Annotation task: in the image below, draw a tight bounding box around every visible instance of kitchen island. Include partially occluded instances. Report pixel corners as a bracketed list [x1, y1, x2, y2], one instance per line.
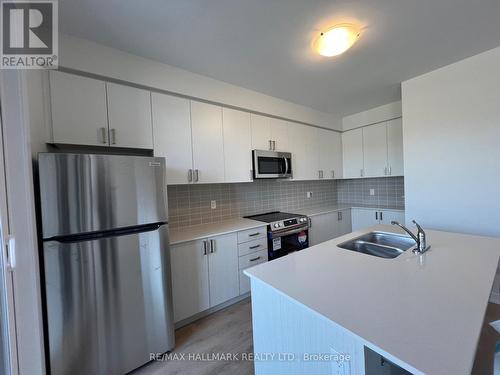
[245, 225, 500, 374]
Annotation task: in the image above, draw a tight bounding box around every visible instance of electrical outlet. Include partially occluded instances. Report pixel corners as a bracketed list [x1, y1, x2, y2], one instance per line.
[211, 200, 216, 209]
[369, 189, 375, 196]
[306, 191, 313, 199]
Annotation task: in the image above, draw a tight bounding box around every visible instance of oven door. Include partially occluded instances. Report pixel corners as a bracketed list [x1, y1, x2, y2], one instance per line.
[253, 150, 292, 179]
[268, 227, 308, 260]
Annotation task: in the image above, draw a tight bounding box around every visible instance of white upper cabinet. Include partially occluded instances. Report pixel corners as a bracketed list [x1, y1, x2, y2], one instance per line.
[106, 83, 153, 149]
[362, 122, 388, 177]
[386, 118, 404, 176]
[269, 118, 289, 151]
[191, 101, 225, 183]
[222, 108, 252, 183]
[250, 114, 272, 150]
[49, 71, 108, 146]
[151, 93, 193, 185]
[342, 128, 364, 178]
[288, 122, 317, 180]
[317, 129, 343, 180]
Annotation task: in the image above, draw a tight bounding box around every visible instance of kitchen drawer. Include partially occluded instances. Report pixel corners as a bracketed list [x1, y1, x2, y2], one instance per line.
[237, 227, 266, 243]
[238, 237, 268, 257]
[238, 249, 267, 270]
[239, 269, 251, 295]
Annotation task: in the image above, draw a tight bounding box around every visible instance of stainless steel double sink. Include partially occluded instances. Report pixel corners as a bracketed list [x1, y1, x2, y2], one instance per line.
[337, 231, 416, 259]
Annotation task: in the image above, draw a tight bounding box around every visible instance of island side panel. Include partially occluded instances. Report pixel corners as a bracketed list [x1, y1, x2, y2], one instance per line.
[250, 278, 365, 375]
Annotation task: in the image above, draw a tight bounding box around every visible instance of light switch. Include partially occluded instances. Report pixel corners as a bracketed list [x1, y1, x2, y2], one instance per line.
[369, 189, 375, 196]
[211, 200, 216, 209]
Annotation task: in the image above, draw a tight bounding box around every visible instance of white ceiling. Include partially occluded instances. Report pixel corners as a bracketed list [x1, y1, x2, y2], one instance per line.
[59, 0, 500, 116]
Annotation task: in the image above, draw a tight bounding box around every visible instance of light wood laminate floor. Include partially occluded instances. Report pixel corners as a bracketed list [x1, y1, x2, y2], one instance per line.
[133, 298, 254, 375]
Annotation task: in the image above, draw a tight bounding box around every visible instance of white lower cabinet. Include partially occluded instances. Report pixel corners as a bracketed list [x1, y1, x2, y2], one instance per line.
[170, 233, 238, 323]
[351, 208, 405, 231]
[237, 228, 268, 295]
[310, 209, 352, 246]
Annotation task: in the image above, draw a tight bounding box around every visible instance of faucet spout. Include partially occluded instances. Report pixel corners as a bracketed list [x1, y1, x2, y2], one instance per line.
[391, 221, 418, 243]
[391, 220, 430, 254]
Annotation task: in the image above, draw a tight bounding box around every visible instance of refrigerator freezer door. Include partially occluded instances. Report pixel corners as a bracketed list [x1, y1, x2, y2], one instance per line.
[43, 224, 174, 375]
[38, 153, 168, 239]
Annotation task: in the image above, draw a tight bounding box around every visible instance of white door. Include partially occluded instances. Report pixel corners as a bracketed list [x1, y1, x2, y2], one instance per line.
[170, 240, 210, 323]
[152, 93, 193, 185]
[269, 118, 289, 151]
[288, 123, 317, 180]
[342, 128, 364, 178]
[191, 101, 225, 183]
[106, 83, 153, 149]
[317, 129, 343, 180]
[379, 210, 405, 225]
[208, 234, 239, 306]
[49, 71, 108, 146]
[386, 118, 404, 176]
[351, 208, 379, 231]
[222, 108, 252, 182]
[363, 123, 388, 177]
[250, 114, 272, 150]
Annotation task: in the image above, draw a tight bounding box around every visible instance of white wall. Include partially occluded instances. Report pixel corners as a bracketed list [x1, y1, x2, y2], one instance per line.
[58, 34, 342, 131]
[342, 101, 402, 130]
[402, 45, 500, 237]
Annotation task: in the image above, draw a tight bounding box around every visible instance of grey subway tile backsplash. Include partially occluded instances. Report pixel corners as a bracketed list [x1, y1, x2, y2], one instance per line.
[168, 177, 404, 229]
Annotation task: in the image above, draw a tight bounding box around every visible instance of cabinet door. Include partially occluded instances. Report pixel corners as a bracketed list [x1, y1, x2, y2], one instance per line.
[49, 71, 108, 146]
[250, 114, 272, 150]
[317, 129, 343, 180]
[335, 209, 352, 237]
[310, 213, 335, 246]
[269, 118, 289, 151]
[208, 233, 239, 307]
[351, 208, 379, 231]
[387, 118, 404, 176]
[379, 210, 405, 225]
[288, 123, 318, 180]
[106, 83, 153, 149]
[363, 123, 388, 177]
[170, 240, 209, 323]
[191, 101, 225, 183]
[222, 108, 252, 182]
[342, 128, 364, 178]
[151, 93, 193, 185]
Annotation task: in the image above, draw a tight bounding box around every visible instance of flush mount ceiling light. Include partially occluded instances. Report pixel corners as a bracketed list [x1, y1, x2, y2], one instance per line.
[313, 24, 361, 57]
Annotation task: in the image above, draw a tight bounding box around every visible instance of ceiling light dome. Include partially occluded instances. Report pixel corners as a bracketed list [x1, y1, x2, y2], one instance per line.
[313, 24, 361, 57]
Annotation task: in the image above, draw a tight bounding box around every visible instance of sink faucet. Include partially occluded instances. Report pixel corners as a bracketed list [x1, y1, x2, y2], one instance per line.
[391, 220, 430, 254]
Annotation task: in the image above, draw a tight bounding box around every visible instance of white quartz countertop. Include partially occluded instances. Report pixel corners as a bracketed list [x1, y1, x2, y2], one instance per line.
[245, 225, 500, 375]
[169, 218, 266, 245]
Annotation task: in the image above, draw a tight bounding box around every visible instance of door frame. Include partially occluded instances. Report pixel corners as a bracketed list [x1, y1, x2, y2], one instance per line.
[0, 70, 46, 375]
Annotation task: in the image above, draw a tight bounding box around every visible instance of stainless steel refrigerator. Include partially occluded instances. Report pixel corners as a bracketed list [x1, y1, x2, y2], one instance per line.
[38, 153, 174, 375]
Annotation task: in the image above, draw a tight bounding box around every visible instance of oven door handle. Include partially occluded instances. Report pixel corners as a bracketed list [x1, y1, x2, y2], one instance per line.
[270, 226, 308, 238]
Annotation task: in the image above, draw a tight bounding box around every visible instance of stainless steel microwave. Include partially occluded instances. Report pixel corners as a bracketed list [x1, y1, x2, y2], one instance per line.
[252, 150, 292, 179]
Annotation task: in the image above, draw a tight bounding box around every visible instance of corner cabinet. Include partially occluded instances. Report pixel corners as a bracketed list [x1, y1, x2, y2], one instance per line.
[49, 71, 153, 149]
[170, 233, 239, 323]
[309, 209, 352, 246]
[351, 208, 405, 231]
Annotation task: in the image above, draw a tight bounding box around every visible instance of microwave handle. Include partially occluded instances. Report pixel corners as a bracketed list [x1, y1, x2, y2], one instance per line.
[284, 157, 289, 175]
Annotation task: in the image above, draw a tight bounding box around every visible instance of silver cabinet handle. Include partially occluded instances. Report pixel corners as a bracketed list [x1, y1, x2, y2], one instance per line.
[202, 240, 208, 255]
[269, 140, 272, 150]
[318, 170, 321, 179]
[272, 140, 276, 151]
[249, 256, 261, 262]
[389, 166, 392, 175]
[210, 239, 216, 253]
[332, 170, 335, 179]
[360, 169, 364, 177]
[100, 127, 108, 144]
[110, 128, 116, 145]
[249, 244, 261, 250]
[338, 211, 342, 221]
[380, 211, 383, 221]
[188, 169, 193, 182]
[248, 232, 261, 237]
[384, 167, 387, 175]
[375, 211, 379, 220]
[194, 169, 199, 182]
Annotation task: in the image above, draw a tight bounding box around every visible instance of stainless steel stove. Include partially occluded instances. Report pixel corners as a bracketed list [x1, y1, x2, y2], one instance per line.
[245, 211, 309, 259]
